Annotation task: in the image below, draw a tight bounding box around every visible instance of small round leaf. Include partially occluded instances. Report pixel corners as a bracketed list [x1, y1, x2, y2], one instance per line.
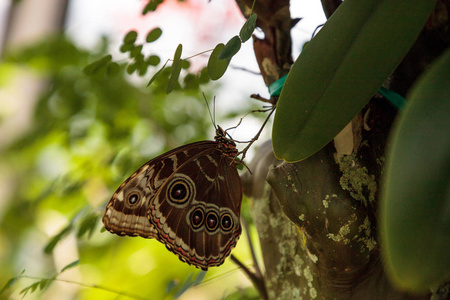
[123, 30, 138, 44]
[146, 27, 163, 43]
[207, 43, 230, 80]
[219, 35, 241, 60]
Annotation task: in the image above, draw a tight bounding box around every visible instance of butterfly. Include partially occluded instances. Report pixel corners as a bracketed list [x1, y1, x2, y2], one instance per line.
[102, 126, 242, 270]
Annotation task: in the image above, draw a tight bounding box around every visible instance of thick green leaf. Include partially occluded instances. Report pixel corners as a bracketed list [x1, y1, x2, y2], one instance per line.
[380, 49, 450, 293]
[207, 43, 230, 80]
[239, 13, 257, 43]
[272, 0, 438, 162]
[167, 44, 183, 93]
[218, 35, 241, 60]
[146, 27, 162, 43]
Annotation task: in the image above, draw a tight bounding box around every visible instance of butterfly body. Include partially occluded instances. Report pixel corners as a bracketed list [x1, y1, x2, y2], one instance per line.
[103, 127, 242, 270]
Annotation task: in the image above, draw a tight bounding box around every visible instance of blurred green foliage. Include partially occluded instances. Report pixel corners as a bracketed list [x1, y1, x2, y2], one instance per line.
[0, 35, 256, 299]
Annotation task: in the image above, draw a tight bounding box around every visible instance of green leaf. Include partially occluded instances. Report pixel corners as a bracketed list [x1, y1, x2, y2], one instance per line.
[126, 62, 137, 75]
[172, 271, 206, 298]
[0, 278, 17, 294]
[199, 67, 210, 84]
[167, 44, 183, 93]
[123, 30, 138, 44]
[380, 49, 450, 293]
[183, 73, 199, 90]
[44, 224, 73, 254]
[61, 260, 80, 273]
[272, 0, 438, 162]
[120, 43, 133, 53]
[106, 62, 120, 76]
[138, 63, 148, 76]
[147, 55, 161, 66]
[181, 60, 190, 70]
[219, 35, 241, 60]
[146, 27, 162, 43]
[173, 273, 194, 298]
[0, 270, 25, 295]
[146, 61, 167, 87]
[130, 45, 143, 58]
[239, 13, 257, 43]
[192, 270, 207, 286]
[77, 213, 98, 238]
[142, 0, 162, 15]
[38, 278, 52, 291]
[20, 281, 39, 296]
[207, 43, 230, 80]
[83, 55, 112, 76]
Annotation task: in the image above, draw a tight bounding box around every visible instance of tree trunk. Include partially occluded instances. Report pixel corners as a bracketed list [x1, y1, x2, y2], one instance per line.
[238, 0, 450, 299]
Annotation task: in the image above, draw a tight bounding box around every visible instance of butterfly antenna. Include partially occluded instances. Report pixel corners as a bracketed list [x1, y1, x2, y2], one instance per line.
[202, 92, 217, 130]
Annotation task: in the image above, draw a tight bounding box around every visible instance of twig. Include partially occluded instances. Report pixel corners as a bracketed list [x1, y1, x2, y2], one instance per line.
[237, 106, 276, 162]
[230, 255, 268, 300]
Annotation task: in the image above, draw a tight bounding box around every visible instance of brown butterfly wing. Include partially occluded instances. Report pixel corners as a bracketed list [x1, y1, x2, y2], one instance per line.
[102, 142, 220, 239]
[148, 144, 242, 270]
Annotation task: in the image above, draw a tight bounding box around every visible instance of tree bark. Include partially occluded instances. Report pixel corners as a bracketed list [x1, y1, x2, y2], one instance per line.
[238, 0, 450, 299]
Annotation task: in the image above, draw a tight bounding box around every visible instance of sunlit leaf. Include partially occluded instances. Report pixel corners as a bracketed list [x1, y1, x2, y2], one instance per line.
[219, 35, 241, 60]
[207, 43, 230, 80]
[239, 13, 257, 42]
[167, 44, 183, 93]
[381, 49, 450, 293]
[146, 27, 163, 43]
[273, 0, 438, 162]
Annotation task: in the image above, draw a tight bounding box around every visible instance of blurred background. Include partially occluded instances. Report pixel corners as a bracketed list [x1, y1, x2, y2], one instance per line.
[0, 0, 325, 299]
